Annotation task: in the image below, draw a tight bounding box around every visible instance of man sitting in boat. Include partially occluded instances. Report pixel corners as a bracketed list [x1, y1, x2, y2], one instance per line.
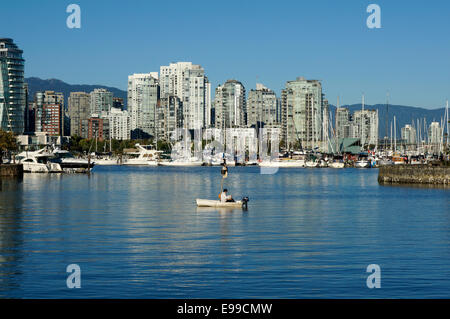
[219, 189, 235, 202]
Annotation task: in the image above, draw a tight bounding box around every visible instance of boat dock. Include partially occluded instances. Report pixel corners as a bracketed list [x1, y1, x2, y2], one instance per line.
[0, 164, 23, 177]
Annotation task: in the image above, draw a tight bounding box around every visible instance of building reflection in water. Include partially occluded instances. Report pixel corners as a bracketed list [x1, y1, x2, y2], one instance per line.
[0, 177, 24, 297]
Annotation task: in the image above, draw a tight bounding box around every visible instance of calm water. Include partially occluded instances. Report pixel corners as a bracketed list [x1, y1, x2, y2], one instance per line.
[0, 166, 449, 298]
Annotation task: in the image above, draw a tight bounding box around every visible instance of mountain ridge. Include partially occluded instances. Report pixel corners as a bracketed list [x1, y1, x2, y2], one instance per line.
[25, 77, 127, 108]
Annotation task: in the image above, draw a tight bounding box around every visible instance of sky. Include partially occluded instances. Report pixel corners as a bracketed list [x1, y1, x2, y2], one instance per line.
[1, 0, 449, 109]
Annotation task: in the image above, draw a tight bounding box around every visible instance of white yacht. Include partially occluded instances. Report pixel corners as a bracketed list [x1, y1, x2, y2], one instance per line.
[122, 144, 161, 166]
[52, 149, 95, 173]
[16, 149, 62, 173]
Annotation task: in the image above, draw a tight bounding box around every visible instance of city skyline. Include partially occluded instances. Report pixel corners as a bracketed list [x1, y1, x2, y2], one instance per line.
[1, 0, 449, 109]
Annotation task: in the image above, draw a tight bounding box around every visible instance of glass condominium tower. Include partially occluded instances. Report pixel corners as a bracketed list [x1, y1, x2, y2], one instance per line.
[0, 38, 25, 133]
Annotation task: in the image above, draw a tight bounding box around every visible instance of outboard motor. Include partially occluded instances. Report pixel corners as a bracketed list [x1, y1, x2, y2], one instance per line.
[241, 197, 249, 210]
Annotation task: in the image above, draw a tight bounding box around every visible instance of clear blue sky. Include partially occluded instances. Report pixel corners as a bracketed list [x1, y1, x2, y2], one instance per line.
[2, 0, 449, 108]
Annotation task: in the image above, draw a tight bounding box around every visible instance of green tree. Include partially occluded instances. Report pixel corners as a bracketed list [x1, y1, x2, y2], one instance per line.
[0, 129, 19, 162]
[157, 140, 171, 153]
[68, 135, 83, 153]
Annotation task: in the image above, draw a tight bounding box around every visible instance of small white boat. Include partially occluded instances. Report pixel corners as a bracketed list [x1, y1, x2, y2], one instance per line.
[318, 160, 328, 168]
[196, 197, 249, 208]
[305, 160, 318, 168]
[94, 157, 120, 166]
[258, 159, 305, 168]
[378, 159, 393, 166]
[159, 159, 203, 167]
[355, 159, 370, 168]
[329, 161, 345, 168]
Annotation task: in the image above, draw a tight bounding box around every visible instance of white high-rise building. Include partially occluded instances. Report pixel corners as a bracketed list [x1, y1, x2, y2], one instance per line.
[281, 77, 325, 149]
[159, 62, 210, 129]
[428, 122, 442, 145]
[205, 81, 212, 128]
[401, 124, 416, 145]
[246, 83, 278, 128]
[352, 109, 379, 147]
[90, 88, 113, 115]
[335, 107, 351, 139]
[68, 92, 90, 136]
[127, 73, 159, 139]
[214, 79, 246, 130]
[157, 95, 182, 141]
[107, 108, 131, 140]
[0, 38, 25, 133]
[322, 99, 329, 151]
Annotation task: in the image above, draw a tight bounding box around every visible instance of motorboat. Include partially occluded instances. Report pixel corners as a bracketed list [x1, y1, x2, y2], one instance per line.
[329, 161, 345, 168]
[318, 159, 328, 168]
[377, 158, 394, 166]
[258, 159, 305, 168]
[122, 143, 161, 166]
[91, 152, 121, 166]
[196, 197, 249, 209]
[410, 156, 424, 165]
[305, 160, 319, 168]
[392, 155, 406, 165]
[52, 149, 94, 173]
[16, 149, 62, 173]
[93, 157, 120, 166]
[159, 158, 204, 167]
[355, 159, 371, 168]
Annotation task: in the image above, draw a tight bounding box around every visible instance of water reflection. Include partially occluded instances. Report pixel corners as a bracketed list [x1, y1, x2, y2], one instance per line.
[0, 167, 449, 298]
[0, 177, 24, 296]
[380, 183, 450, 190]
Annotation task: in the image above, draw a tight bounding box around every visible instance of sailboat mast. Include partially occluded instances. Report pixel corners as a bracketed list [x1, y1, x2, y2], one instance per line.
[385, 91, 389, 141]
[336, 96, 340, 154]
[155, 100, 158, 152]
[361, 94, 365, 151]
[446, 100, 449, 146]
[312, 94, 315, 151]
[394, 115, 396, 152]
[390, 121, 393, 152]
